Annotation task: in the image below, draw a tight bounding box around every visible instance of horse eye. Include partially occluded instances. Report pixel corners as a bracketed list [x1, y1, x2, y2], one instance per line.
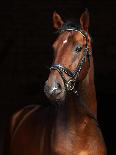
[73, 43, 82, 53]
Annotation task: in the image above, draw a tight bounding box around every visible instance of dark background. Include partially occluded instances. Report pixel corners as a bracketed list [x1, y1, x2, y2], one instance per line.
[0, 0, 115, 154]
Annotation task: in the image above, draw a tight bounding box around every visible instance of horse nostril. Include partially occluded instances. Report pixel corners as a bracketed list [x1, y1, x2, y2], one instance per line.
[50, 82, 62, 96]
[57, 82, 62, 90]
[44, 81, 62, 99]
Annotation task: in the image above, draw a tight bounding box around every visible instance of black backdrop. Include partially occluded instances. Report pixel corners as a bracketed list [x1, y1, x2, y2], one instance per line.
[0, 0, 116, 154]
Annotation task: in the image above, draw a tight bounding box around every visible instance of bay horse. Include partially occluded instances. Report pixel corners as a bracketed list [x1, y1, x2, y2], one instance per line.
[9, 10, 107, 155]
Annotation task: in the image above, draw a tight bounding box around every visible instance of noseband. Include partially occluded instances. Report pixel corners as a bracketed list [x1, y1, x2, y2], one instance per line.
[50, 27, 91, 95]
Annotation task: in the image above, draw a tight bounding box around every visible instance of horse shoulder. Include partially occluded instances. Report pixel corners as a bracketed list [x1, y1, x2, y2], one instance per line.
[10, 104, 40, 137]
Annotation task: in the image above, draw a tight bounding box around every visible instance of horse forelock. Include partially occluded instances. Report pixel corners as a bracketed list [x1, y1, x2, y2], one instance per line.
[56, 21, 81, 33]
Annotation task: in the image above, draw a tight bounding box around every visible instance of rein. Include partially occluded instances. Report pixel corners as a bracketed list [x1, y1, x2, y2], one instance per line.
[50, 28, 91, 95]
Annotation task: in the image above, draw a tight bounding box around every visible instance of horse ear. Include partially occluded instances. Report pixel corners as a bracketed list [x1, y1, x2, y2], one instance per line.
[80, 9, 89, 32]
[53, 12, 64, 29]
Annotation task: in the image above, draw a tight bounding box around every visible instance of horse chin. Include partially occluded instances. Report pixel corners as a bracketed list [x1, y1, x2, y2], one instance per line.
[45, 90, 66, 103]
[54, 93, 66, 102]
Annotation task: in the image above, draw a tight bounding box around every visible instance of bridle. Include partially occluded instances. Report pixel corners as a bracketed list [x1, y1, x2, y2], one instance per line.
[50, 27, 91, 96]
[49, 24, 99, 125]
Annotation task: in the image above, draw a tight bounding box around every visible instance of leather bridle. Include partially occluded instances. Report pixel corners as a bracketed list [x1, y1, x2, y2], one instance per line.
[50, 28, 91, 95]
[49, 25, 99, 125]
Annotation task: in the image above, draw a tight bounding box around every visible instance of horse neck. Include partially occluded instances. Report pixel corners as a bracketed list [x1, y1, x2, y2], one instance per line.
[68, 56, 97, 116]
[77, 55, 97, 116]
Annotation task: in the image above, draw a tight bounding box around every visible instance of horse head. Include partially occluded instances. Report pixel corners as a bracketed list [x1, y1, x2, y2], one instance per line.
[44, 10, 92, 101]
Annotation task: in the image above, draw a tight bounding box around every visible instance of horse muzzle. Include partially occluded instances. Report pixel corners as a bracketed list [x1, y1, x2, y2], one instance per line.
[44, 80, 65, 102]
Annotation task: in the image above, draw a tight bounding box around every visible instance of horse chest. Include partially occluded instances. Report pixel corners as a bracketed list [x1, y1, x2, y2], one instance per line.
[48, 112, 90, 155]
[11, 106, 88, 155]
[10, 105, 106, 155]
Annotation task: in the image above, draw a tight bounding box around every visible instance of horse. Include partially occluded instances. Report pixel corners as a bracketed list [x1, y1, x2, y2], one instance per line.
[9, 10, 107, 155]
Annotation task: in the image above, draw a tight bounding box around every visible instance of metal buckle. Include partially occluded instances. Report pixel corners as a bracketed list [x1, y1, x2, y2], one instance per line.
[65, 79, 76, 91]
